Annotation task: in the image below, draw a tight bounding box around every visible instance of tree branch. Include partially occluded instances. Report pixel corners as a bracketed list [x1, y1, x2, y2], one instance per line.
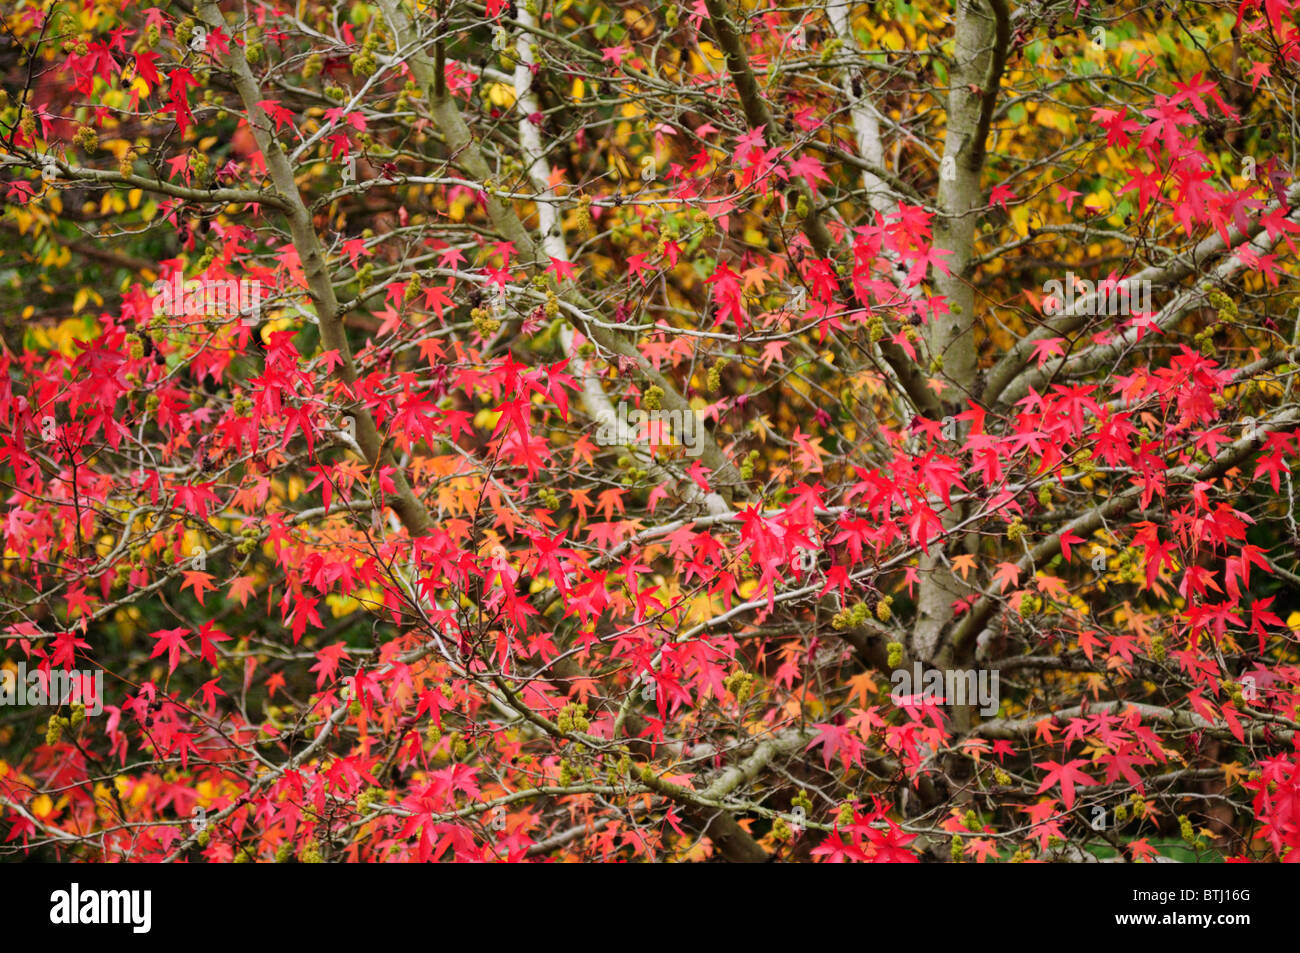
[195, 0, 431, 536]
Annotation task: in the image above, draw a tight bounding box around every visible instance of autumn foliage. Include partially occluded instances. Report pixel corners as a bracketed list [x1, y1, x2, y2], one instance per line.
[3, 0, 1300, 863]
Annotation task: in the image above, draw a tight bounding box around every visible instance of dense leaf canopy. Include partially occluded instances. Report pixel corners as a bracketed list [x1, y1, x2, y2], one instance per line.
[2, 0, 1300, 862]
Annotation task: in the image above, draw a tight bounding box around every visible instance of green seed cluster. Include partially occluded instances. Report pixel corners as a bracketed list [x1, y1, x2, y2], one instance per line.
[450, 732, 468, 760]
[403, 274, 423, 304]
[1102, 548, 1145, 585]
[575, 195, 593, 235]
[471, 308, 501, 337]
[886, 640, 903, 668]
[1197, 289, 1239, 358]
[707, 357, 728, 392]
[356, 786, 386, 814]
[495, 28, 516, 68]
[355, 262, 374, 292]
[351, 33, 382, 77]
[395, 80, 421, 112]
[1017, 593, 1042, 616]
[236, 524, 260, 555]
[73, 124, 98, 154]
[1221, 678, 1248, 707]
[175, 19, 197, 50]
[832, 600, 873, 630]
[46, 713, 71, 745]
[723, 670, 756, 703]
[556, 702, 590, 733]
[616, 454, 649, 482]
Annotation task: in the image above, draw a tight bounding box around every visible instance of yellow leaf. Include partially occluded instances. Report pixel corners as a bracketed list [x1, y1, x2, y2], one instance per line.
[1222, 762, 1248, 787]
[487, 82, 517, 109]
